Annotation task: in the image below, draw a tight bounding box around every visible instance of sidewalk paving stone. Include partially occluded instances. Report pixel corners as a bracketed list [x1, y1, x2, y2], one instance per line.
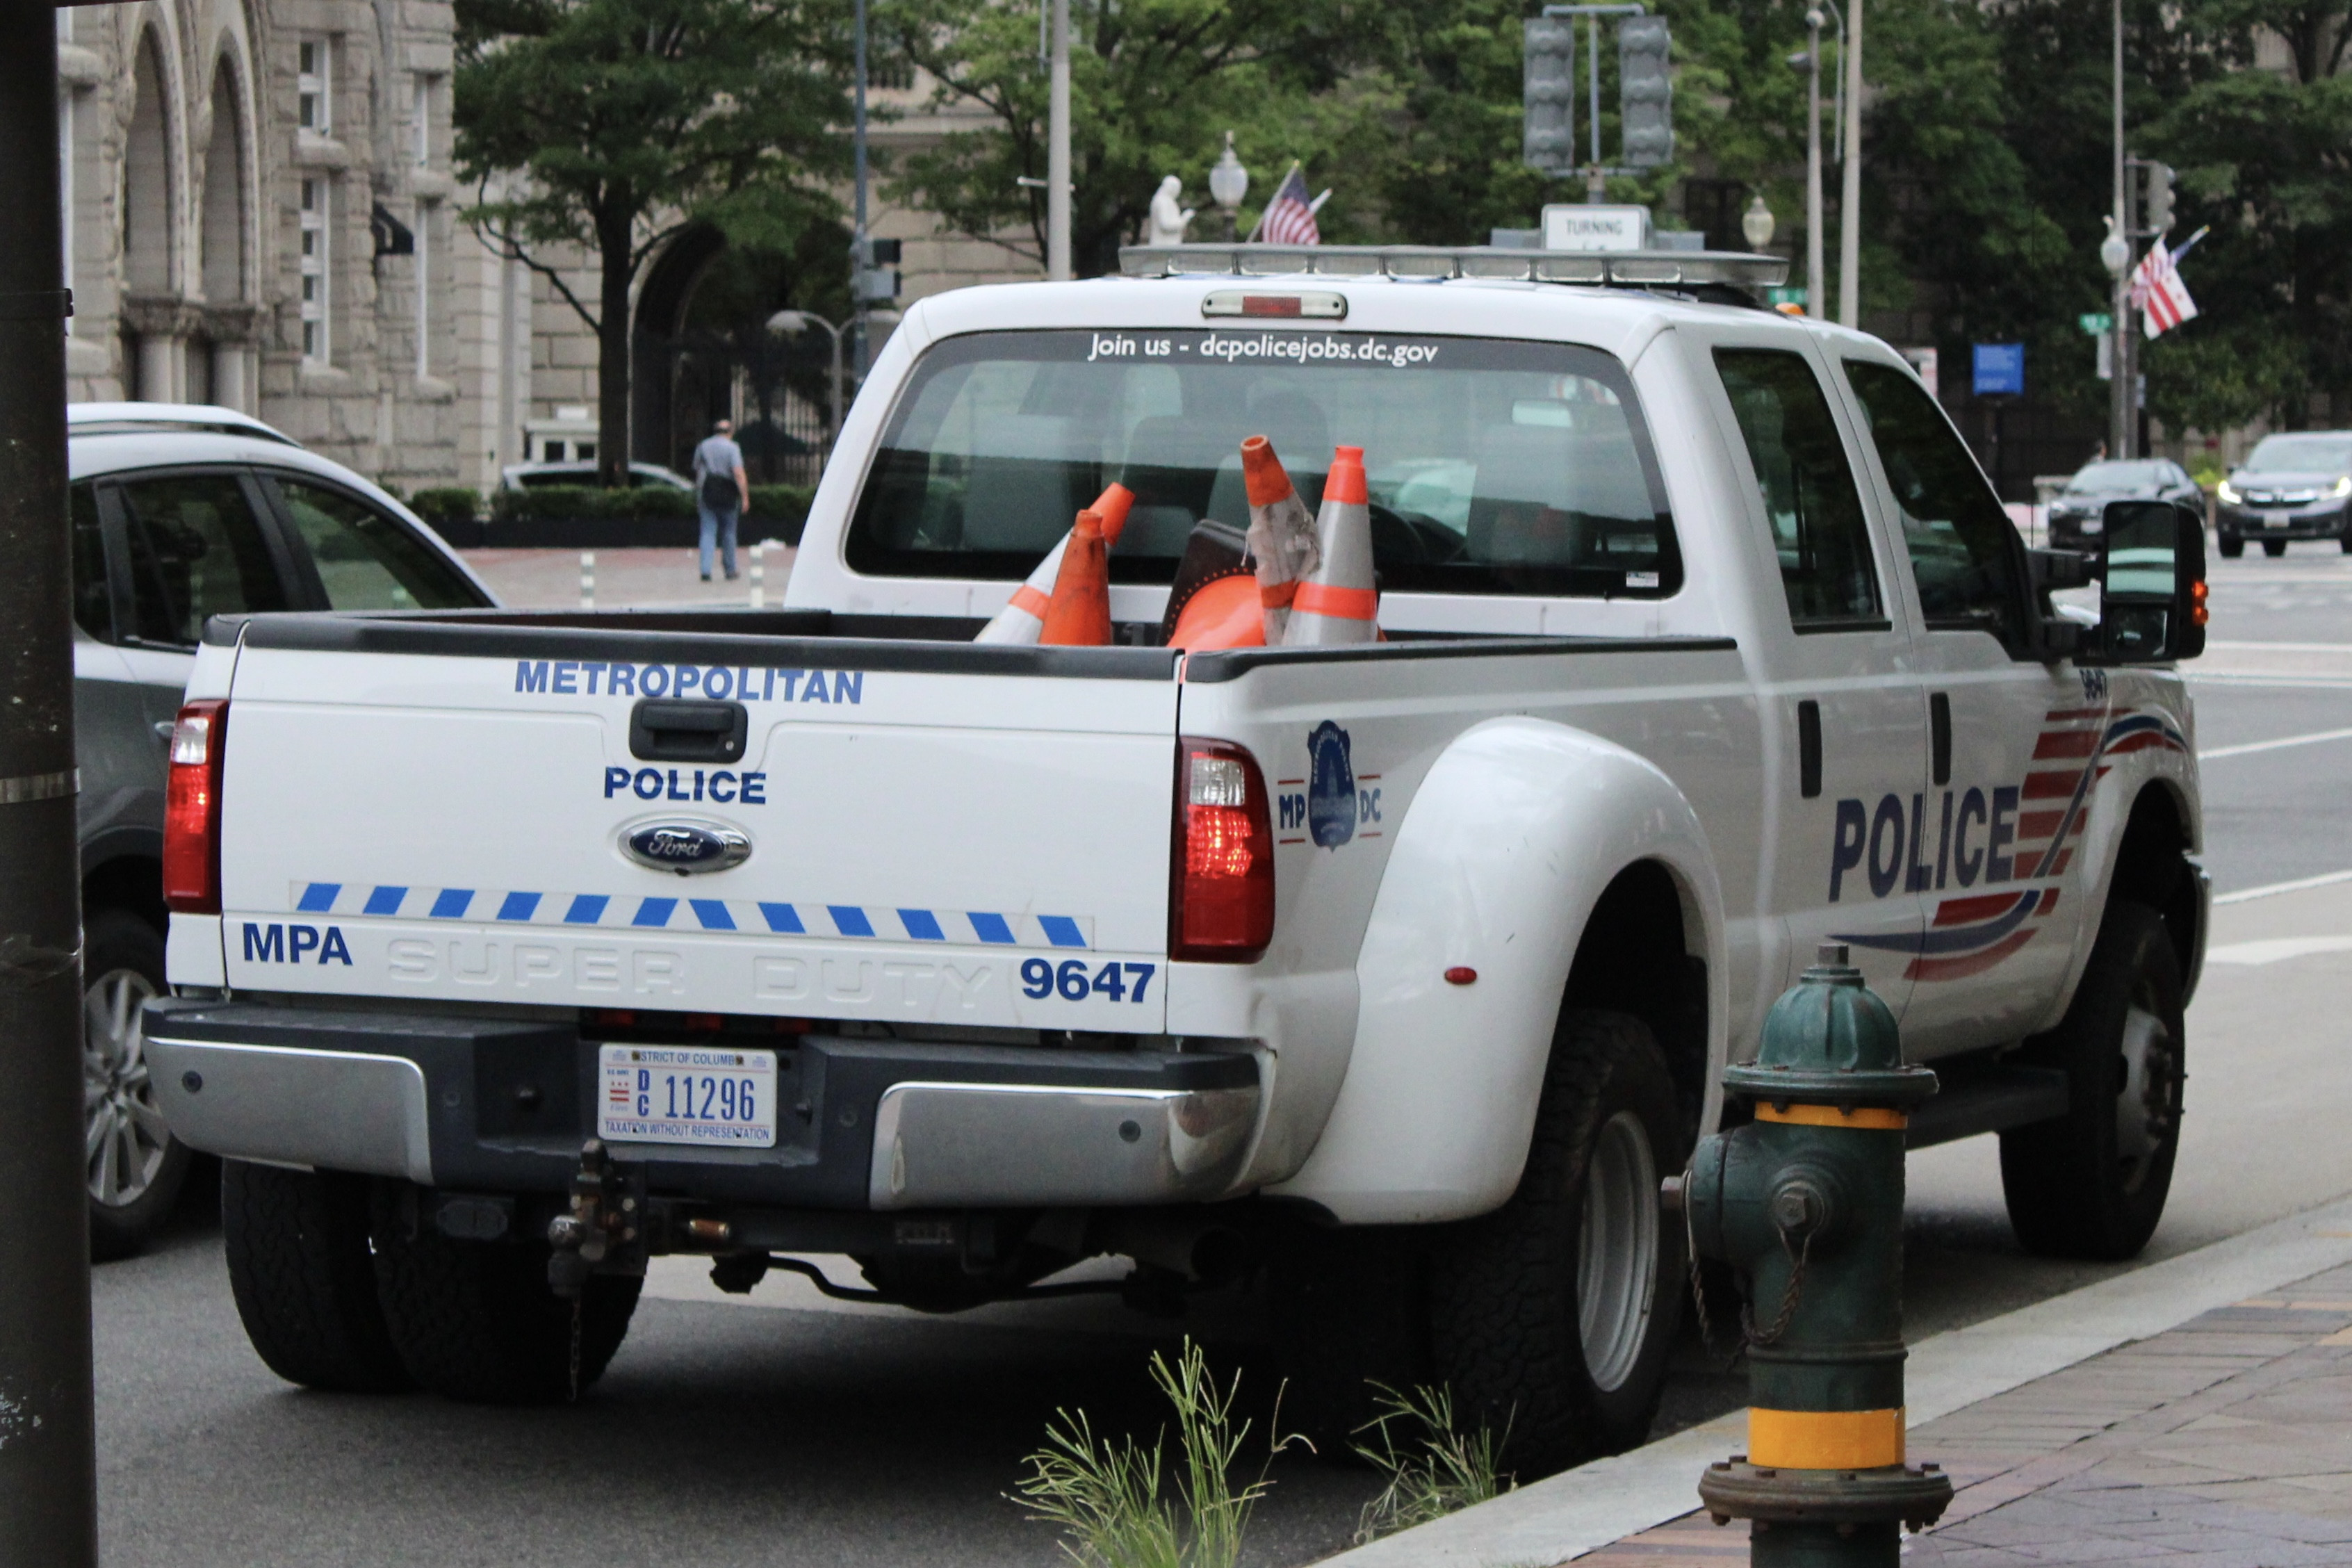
[1567, 1261, 2352, 1565]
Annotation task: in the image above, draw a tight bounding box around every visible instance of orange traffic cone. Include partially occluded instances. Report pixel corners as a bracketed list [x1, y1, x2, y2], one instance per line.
[1038, 507, 1113, 645]
[1281, 446, 1377, 646]
[1239, 436, 1321, 644]
[976, 483, 1134, 644]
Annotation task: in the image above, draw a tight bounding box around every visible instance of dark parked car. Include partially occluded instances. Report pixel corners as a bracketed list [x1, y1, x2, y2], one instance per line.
[2045, 459, 2203, 552]
[69, 401, 496, 1256]
[2216, 432, 2352, 557]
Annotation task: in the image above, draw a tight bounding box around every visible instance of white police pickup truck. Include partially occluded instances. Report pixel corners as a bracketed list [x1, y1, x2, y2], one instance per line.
[145, 245, 2208, 1473]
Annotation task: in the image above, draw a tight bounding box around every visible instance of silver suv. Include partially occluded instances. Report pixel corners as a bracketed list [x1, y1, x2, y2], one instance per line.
[70, 402, 496, 1256]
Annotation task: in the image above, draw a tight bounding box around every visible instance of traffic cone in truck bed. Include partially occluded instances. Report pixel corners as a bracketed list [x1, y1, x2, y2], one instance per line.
[1240, 436, 1321, 644]
[1280, 446, 1378, 645]
[975, 483, 1134, 644]
[1038, 507, 1114, 645]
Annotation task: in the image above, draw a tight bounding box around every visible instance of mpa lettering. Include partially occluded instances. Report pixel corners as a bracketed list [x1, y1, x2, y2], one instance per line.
[515, 660, 863, 705]
[243, 922, 354, 965]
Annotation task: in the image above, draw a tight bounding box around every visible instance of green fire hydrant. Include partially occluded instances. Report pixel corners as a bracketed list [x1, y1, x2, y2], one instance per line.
[1679, 943, 1954, 1566]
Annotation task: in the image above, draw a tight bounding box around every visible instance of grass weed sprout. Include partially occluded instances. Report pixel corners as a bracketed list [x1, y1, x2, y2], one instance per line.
[1013, 1339, 1301, 1568]
[1350, 1382, 1514, 1544]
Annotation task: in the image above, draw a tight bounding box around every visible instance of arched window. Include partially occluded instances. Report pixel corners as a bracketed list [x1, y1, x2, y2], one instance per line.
[201, 66, 245, 305]
[124, 33, 174, 297]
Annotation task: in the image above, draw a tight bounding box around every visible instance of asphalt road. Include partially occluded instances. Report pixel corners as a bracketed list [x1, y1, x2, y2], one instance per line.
[93, 548, 2352, 1567]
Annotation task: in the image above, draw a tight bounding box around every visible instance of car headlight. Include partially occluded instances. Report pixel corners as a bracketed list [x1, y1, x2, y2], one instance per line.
[2334, 476, 2351, 499]
[2218, 480, 2242, 505]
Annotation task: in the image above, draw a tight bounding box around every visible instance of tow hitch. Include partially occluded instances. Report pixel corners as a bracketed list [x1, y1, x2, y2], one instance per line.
[546, 1139, 641, 1299]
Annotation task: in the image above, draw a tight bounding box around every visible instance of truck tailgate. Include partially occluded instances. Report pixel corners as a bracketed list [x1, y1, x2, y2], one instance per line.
[214, 628, 1180, 1029]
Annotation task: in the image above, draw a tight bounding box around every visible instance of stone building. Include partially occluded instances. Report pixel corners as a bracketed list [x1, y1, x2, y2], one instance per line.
[54, 8, 1044, 496]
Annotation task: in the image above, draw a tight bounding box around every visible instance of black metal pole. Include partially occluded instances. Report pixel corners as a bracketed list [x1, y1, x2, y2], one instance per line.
[0, 6, 99, 1564]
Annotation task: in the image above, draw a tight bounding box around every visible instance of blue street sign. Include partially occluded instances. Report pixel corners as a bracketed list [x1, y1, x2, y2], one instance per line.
[1973, 342, 2025, 397]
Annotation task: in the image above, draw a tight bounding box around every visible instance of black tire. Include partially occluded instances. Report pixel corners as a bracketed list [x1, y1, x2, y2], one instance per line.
[2216, 534, 2244, 559]
[2000, 901, 2184, 1261]
[83, 908, 192, 1261]
[1429, 1011, 1690, 1480]
[221, 1161, 414, 1393]
[1266, 1221, 1432, 1455]
[369, 1185, 640, 1403]
[2339, 534, 2351, 555]
[2263, 538, 2288, 557]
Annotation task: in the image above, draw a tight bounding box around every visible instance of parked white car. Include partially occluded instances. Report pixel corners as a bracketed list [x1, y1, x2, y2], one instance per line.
[142, 256, 2207, 1475]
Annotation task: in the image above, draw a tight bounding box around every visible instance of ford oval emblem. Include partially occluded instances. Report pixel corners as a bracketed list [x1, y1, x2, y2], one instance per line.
[621, 819, 752, 875]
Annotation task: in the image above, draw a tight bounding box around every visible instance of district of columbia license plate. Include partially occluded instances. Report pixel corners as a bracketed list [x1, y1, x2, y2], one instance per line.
[2267, 512, 2294, 528]
[598, 1044, 778, 1148]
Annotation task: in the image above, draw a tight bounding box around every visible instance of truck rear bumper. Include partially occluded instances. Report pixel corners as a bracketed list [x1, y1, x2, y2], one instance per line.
[143, 999, 1260, 1209]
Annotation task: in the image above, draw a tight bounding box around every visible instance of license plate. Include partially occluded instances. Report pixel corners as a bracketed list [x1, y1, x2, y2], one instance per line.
[2267, 512, 2294, 528]
[598, 1044, 778, 1148]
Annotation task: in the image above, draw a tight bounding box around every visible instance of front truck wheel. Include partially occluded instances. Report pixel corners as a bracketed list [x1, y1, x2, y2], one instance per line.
[2000, 901, 2185, 1260]
[1428, 1010, 1690, 1479]
[221, 1161, 413, 1393]
[368, 1185, 641, 1403]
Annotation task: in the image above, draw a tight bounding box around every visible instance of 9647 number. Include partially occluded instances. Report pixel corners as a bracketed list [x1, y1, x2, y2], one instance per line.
[1021, 958, 1157, 1004]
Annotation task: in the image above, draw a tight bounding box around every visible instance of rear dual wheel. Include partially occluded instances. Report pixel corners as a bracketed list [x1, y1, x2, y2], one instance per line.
[2264, 539, 2288, 557]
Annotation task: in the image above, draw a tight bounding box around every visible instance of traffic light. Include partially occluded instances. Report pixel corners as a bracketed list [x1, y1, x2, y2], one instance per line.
[2143, 162, 2175, 235]
[1524, 18, 1576, 176]
[1619, 15, 1674, 168]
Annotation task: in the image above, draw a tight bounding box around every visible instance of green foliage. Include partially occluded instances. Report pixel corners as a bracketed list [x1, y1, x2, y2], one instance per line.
[491, 484, 699, 522]
[408, 487, 484, 527]
[455, 0, 854, 477]
[1350, 1383, 1514, 1544]
[1012, 1339, 1298, 1568]
[749, 484, 815, 542]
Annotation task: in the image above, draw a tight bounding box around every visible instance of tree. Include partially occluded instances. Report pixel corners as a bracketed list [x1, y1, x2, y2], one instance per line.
[455, 0, 853, 484]
[884, 0, 1364, 276]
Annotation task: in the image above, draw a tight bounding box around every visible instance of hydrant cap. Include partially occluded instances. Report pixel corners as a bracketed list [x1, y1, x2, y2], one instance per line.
[1722, 943, 1939, 1107]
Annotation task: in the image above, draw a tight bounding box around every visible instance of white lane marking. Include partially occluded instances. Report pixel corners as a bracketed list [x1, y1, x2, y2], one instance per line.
[2205, 936, 2352, 965]
[2214, 868, 2352, 906]
[2204, 640, 2352, 653]
[2187, 675, 2352, 690]
[2200, 725, 2352, 760]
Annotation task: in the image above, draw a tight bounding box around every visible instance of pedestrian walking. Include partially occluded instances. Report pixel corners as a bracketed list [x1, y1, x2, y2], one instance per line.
[692, 418, 749, 582]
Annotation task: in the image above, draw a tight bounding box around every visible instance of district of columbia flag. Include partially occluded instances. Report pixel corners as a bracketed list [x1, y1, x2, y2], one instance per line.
[1250, 163, 1327, 246]
[2130, 238, 2199, 338]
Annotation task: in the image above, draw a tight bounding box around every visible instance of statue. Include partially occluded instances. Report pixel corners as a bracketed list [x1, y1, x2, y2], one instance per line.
[1147, 176, 1195, 247]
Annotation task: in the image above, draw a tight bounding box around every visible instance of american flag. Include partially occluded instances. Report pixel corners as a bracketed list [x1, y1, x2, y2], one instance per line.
[2129, 237, 2199, 338]
[1253, 163, 1323, 246]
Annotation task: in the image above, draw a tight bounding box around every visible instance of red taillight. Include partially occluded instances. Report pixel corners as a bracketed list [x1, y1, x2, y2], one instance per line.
[163, 700, 227, 914]
[1171, 739, 1275, 962]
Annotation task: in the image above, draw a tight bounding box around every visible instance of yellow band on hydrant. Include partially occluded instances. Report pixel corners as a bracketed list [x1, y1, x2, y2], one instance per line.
[1754, 1102, 1909, 1130]
[1748, 1406, 1906, 1469]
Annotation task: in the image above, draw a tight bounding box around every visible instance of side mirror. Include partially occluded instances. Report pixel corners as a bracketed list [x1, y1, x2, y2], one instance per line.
[2092, 500, 2207, 663]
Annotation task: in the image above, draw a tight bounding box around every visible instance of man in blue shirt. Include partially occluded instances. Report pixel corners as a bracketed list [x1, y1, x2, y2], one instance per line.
[692, 419, 749, 582]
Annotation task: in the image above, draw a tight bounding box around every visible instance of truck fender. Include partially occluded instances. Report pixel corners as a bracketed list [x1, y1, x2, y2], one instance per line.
[1268, 716, 1725, 1225]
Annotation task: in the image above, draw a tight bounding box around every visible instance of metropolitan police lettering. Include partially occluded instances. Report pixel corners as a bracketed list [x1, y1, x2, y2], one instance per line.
[513, 660, 865, 705]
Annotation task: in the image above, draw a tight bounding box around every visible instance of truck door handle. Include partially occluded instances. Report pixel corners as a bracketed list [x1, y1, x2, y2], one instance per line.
[1929, 692, 1952, 786]
[629, 699, 748, 763]
[1797, 699, 1822, 799]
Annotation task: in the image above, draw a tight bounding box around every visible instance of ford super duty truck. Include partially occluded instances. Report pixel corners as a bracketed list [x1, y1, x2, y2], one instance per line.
[145, 244, 2209, 1476]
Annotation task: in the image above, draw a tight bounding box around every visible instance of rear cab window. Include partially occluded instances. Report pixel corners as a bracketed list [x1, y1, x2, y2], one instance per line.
[845, 329, 1682, 601]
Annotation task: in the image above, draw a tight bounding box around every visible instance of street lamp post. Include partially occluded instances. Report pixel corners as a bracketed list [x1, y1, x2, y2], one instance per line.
[1797, 10, 1827, 318]
[765, 310, 844, 463]
[851, 0, 872, 375]
[1742, 194, 1777, 252]
[0, 8, 101, 1562]
[2107, 0, 2131, 459]
[1838, 0, 1862, 327]
[1209, 132, 1248, 243]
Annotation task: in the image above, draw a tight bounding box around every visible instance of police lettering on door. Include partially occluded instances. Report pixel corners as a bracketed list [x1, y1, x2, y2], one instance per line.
[243, 922, 354, 965]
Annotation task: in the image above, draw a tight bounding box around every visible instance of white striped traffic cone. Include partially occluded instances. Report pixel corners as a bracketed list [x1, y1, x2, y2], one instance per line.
[1280, 446, 1377, 646]
[1240, 436, 1321, 644]
[974, 483, 1134, 643]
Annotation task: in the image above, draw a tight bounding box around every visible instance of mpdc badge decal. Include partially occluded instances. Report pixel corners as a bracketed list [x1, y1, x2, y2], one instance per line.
[1307, 721, 1355, 849]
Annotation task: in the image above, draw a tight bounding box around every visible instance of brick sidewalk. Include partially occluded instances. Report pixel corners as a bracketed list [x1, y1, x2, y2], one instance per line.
[1578, 1261, 2352, 1565]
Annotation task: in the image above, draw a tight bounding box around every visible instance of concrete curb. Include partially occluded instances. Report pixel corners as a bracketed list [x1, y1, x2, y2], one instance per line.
[1314, 1192, 2352, 1567]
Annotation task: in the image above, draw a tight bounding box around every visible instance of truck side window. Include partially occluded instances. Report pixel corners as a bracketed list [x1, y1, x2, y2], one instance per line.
[1843, 360, 2026, 644]
[116, 473, 290, 646]
[70, 482, 111, 641]
[1713, 349, 1882, 628]
[266, 475, 483, 610]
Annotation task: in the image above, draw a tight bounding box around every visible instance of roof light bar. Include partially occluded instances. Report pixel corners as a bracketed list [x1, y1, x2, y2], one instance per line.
[1119, 243, 1790, 293]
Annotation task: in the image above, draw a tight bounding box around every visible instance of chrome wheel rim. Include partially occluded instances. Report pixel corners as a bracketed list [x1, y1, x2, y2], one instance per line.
[1577, 1109, 1660, 1393]
[2114, 992, 2178, 1192]
[84, 965, 170, 1209]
